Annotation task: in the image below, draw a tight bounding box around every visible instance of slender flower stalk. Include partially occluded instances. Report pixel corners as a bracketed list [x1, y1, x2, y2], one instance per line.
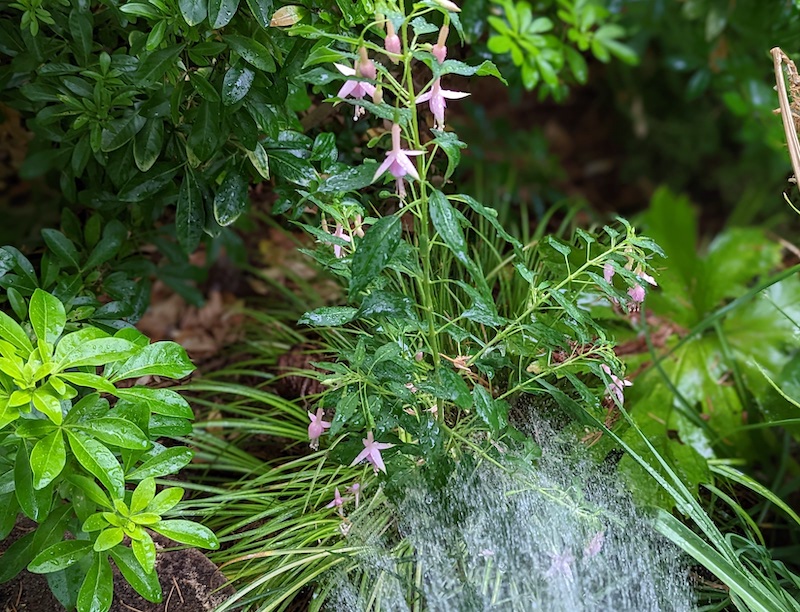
[416, 77, 469, 130]
[372, 123, 424, 198]
[432, 24, 449, 63]
[335, 47, 377, 120]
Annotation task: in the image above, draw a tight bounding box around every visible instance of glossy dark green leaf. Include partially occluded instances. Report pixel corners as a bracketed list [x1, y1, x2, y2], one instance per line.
[75, 418, 150, 450]
[29, 540, 93, 574]
[245, 142, 270, 179]
[437, 59, 507, 83]
[208, 0, 240, 28]
[268, 150, 316, 185]
[66, 431, 125, 499]
[456, 281, 505, 327]
[151, 519, 219, 549]
[30, 288, 66, 347]
[115, 387, 194, 419]
[107, 341, 194, 382]
[245, 0, 273, 28]
[473, 385, 508, 435]
[429, 189, 482, 284]
[7, 287, 27, 321]
[0, 531, 36, 582]
[133, 118, 164, 172]
[84, 220, 127, 270]
[30, 431, 66, 490]
[188, 72, 220, 102]
[0, 493, 19, 540]
[136, 44, 185, 85]
[176, 171, 206, 254]
[42, 229, 80, 270]
[56, 334, 139, 369]
[77, 553, 113, 612]
[213, 169, 249, 227]
[110, 545, 162, 602]
[68, 9, 93, 64]
[349, 216, 401, 298]
[118, 163, 177, 202]
[126, 446, 193, 481]
[223, 34, 276, 72]
[187, 101, 220, 161]
[317, 161, 378, 193]
[298, 306, 358, 327]
[179, 0, 207, 25]
[419, 366, 472, 410]
[357, 290, 417, 321]
[222, 64, 254, 105]
[15, 443, 52, 521]
[100, 113, 145, 153]
[430, 129, 466, 181]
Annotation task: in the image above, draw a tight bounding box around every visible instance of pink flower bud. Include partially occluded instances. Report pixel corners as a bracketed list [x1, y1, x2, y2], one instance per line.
[385, 21, 401, 62]
[432, 24, 448, 63]
[357, 47, 376, 80]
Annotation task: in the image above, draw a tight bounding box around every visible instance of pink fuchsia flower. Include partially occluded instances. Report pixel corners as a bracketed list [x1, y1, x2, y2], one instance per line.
[385, 21, 401, 62]
[334, 47, 377, 120]
[326, 487, 345, 516]
[603, 263, 615, 284]
[373, 123, 424, 198]
[308, 408, 331, 450]
[432, 25, 448, 64]
[600, 363, 632, 406]
[432, 0, 460, 12]
[331, 223, 351, 258]
[627, 283, 646, 305]
[416, 77, 469, 130]
[350, 431, 394, 473]
[585, 531, 605, 558]
[347, 482, 361, 508]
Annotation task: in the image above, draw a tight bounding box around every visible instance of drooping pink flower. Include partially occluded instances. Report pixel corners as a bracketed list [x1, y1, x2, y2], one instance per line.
[347, 482, 361, 508]
[326, 487, 345, 516]
[331, 223, 351, 258]
[416, 77, 469, 130]
[385, 21, 401, 62]
[603, 263, 615, 284]
[627, 283, 646, 305]
[432, 25, 448, 63]
[350, 431, 394, 473]
[600, 364, 632, 406]
[308, 408, 331, 449]
[334, 47, 377, 120]
[585, 531, 605, 557]
[372, 123, 424, 198]
[638, 271, 657, 287]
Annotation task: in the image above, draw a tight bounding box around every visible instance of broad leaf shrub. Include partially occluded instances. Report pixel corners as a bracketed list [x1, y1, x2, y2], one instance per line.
[0, 288, 218, 611]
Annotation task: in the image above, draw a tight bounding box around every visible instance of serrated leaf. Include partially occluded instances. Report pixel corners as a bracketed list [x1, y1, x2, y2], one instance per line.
[473, 385, 507, 435]
[349, 216, 401, 298]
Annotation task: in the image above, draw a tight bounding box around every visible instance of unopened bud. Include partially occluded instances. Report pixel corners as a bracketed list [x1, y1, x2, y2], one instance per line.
[372, 84, 383, 105]
[385, 21, 401, 62]
[432, 25, 449, 63]
[432, 0, 460, 12]
[415, 351, 424, 362]
[357, 47, 376, 80]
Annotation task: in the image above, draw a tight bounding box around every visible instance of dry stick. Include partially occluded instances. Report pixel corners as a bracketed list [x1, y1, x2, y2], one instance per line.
[771, 48, 800, 182]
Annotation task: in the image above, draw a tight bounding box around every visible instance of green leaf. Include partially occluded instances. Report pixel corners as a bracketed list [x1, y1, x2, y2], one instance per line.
[178, 0, 206, 25]
[57, 335, 139, 369]
[245, 0, 273, 28]
[0, 310, 33, 354]
[213, 169, 249, 227]
[222, 64, 255, 105]
[136, 44, 185, 85]
[69, 8, 93, 64]
[438, 59, 507, 83]
[66, 431, 125, 499]
[430, 130, 466, 181]
[317, 161, 378, 193]
[32, 387, 64, 424]
[133, 119, 164, 173]
[429, 190, 484, 289]
[208, 0, 240, 28]
[298, 306, 357, 327]
[349, 216, 402, 298]
[223, 34, 276, 72]
[246, 142, 270, 179]
[67, 474, 112, 509]
[75, 418, 150, 450]
[126, 446, 193, 481]
[147, 486, 183, 515]
[94, 527, 124, 551]
[30, 431, 66, 489]
[42, 230, 80, 271]
[106, 341, 194, 383]
[0, 532, 36, 583]
[15, 443, 52, 521]
[118, 163, 178, 202]
[100, 113, 146, 153]
[115, 387, 194, 419]
[472, 385, 507, 435]
[110, 545, 162, 602]
[57, 372, 116, 394]
[187, 100, 221, 161]
[151, 519, 219, 549]
[77, 553, 113, 612]
[456, 281, 505, 327]
[30, 289, 66, 347]
[29, 540, 93, 574]
[0, 399, 21, 431]
[132, 534, 156, 574]
[419, 366, 472, 410]
[357, 290, 417, 321]
[84, 221, 127, 270]
[188, 71, 220, 102]
[176, 171, 206, 254]
[452, 194, 523, 251]
[131, 478, 156, 514]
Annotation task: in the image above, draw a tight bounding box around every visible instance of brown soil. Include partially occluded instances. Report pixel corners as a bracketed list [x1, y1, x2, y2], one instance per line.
[0, 522, 234, 612]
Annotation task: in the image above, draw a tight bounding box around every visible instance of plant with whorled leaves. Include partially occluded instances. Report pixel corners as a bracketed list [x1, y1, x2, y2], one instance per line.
[0, 288, 217, 612]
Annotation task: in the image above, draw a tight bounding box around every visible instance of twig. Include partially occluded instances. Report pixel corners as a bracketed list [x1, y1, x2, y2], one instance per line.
[172, 576, 185, 604]
[771, 48, 800, 182]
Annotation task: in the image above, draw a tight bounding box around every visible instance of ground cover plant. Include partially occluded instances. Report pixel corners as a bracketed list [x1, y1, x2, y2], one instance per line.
[1, 0, 800, 610]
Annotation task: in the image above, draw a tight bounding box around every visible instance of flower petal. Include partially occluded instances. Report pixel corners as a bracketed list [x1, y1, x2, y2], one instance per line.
[337, 80, 357, 98]
[334, 63, 356, 76]
[373, 154, 396, 182]
[396, 152, 420, 180]
[440, 89, 470, 99]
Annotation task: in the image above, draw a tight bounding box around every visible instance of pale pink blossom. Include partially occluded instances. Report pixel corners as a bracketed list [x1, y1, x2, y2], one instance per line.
[334, 47, 376, 120]
[308, 408, 331, 449]
[373, 123, 424, 198]
[627, 283, 646, 305]
[347, 482, 361, 508]
[603, 263, 615, 283]
[416, 77, 469, 130]
[326, 487, 345, 516]
[350, 431, 394, 473]
[600, 364, 632, 405]
[585, 531, 605, 557]
[546, 550, 575, 582]
[638, 271, 657, 286]
[385, 21, 401, 62]
[432, 25, 448, 63]
[331, 223, 351, 258]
